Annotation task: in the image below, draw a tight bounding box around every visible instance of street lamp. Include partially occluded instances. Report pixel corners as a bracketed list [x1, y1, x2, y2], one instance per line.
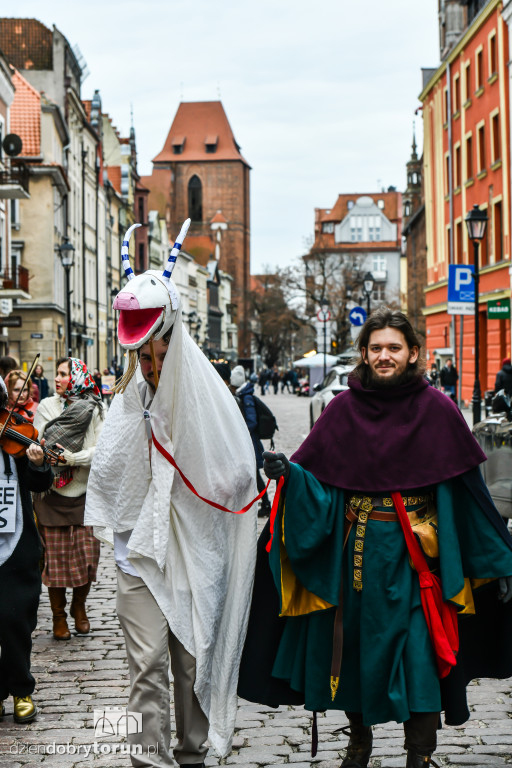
[465, 204, 488, 425]
[58, 239, 75, 357]
[363, 272, 375, 316]
[320, 297, 330, 381]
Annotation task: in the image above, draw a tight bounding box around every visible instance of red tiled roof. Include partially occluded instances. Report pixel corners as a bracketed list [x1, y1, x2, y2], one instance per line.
[185, 234, 214, 266]
[318, 192, 401, 224]
[152, 101, 249, 166]
[0, 18, 53, 70]
[106, 166, 121, 194]
[11, 68, 41, 156]
[210, 210, 227, 224]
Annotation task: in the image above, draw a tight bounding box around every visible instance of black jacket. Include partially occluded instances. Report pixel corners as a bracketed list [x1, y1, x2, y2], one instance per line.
[494, 363, 512, 395]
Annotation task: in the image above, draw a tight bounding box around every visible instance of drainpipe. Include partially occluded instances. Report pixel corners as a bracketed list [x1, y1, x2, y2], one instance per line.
[81, 142, 87, 364]
[95, 154, 100, 371]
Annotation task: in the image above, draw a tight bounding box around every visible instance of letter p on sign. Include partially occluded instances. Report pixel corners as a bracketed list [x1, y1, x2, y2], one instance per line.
[455, 267, 473, 292]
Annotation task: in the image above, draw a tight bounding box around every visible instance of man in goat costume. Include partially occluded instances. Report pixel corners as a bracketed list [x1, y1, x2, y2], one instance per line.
[85, 221, 257, 767]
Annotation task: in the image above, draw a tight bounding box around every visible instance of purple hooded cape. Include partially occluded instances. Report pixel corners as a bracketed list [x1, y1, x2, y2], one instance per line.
[291, 375, 486, 492]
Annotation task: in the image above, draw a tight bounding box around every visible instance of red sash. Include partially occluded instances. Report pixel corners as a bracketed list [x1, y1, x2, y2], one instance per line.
[391, 491, 459, 678]
[151, 431, 269, 514]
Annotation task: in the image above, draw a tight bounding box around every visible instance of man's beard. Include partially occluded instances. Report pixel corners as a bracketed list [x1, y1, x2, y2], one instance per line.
[368, 365, 416, 389]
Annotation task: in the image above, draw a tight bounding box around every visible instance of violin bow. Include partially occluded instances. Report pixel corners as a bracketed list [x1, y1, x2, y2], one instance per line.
[0, 353, 40, 441]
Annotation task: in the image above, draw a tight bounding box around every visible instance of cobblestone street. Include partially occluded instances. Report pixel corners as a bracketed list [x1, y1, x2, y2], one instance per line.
[0, 392, 511, 766]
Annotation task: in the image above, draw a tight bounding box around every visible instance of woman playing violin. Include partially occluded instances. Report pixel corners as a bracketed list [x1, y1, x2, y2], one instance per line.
[33, 358, 104, 640]
[5, 370, 37, 422]
[0, 375, 53, 724]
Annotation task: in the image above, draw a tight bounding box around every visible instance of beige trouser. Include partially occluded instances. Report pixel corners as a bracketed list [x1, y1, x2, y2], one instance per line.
[116, 568, 209, 767]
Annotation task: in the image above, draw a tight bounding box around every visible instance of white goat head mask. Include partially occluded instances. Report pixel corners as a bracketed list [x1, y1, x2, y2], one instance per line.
[113, 219, 191, 350]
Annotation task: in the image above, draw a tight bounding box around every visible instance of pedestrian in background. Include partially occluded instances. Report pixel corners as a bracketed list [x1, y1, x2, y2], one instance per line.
[231, 365, 271, 517]
[0, 376, 53, 724]
[271, 366, 280, 394]
[429, 362, 439, 388]
[32, 364, 50, 401]
[440, 357, 458, 402]
[33, 358, 104, 640]
[494, 357, 512, 395]
[0, 356, 17, 381]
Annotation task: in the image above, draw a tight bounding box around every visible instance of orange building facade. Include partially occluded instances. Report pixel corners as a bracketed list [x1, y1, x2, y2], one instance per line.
[421, 0, 511, 404]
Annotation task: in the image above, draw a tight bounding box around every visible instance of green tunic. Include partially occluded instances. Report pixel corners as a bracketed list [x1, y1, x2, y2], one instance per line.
[269, 463, 512, 726]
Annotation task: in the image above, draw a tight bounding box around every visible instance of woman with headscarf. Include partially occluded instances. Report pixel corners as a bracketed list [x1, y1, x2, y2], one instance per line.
[33, 357, 104, 640]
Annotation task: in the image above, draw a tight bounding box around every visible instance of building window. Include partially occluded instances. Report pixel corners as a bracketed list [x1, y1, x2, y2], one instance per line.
[477, 123, 486, 171]
[205, 143, 217, 154]
[455, 220, 463, 264]
[377, 199, 385, 209]
[373, 254, 386, 272]
[464, 61, 471, 102]
[454, 144, 461, 188]
[372, 283, 386, 302]
[453, 74, 460, 113]
[489, 32, 497, 77]
[491, 112, 501, 163]
[444, 153, 450, 196]
[350, 216, 363, 242]
[347, 200, 354, 209]
[138, 243, 144, 272]
[494, 201, 503, 261]
[322, 222, 334, 233]
[173, 144, 183, 154]
[465, 134, 473, 180]
[476, 47, 483, 90]
[480, 223, 489, 267]
[404, 201, 411, 217]
[188, 175, 203, 221]
[443, 87, 449, 123]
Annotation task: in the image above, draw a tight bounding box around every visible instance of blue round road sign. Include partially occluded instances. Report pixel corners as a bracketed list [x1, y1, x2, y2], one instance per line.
[349, 306, 367, 326]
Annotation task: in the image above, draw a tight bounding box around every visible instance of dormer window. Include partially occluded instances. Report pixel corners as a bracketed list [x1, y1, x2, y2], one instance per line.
[322, 222, 334, 233]
[172, 136, 185, 154]
[377, 199, 385, 209]
[347, 200, 354, 210]
[205, 134, 218, 154]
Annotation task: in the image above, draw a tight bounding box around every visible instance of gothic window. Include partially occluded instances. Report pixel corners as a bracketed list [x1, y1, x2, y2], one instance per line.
[188, 175, 203, 221]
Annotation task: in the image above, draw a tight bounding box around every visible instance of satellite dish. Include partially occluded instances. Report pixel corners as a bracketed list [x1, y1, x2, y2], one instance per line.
[3, 134, 22, 157]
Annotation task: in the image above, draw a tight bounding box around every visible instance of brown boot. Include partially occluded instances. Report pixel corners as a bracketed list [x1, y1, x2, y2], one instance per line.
[341, 715, 373, 768]
[48, 587, 71, 640]
[70, 582, 91, 635]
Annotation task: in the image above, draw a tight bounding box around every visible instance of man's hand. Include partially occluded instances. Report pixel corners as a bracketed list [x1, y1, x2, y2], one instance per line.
[498, 575, 512, 604]
[26, 442, 45, 467]
[263, 451, 290, 481]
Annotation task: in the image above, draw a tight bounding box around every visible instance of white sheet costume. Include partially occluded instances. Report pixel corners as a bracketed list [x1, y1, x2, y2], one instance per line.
[85, 273, 257, 756]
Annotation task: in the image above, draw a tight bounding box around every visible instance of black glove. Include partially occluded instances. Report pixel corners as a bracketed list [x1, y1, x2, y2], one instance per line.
[263, 451, 290, 481]
[499, 575, 512, 604]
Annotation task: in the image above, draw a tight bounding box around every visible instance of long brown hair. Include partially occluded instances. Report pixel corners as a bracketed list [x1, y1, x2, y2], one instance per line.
[352, 306, 425, 387]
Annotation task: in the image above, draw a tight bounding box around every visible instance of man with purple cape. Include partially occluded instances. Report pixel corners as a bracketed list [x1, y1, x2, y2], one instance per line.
[238, 308, 512, 768]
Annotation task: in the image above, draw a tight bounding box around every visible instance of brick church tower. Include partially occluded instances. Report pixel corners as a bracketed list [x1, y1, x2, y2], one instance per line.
[143, 101, 251, 356]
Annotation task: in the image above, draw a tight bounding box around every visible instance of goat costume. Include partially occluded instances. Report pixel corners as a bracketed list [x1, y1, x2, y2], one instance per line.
[85, 221, 257, 758]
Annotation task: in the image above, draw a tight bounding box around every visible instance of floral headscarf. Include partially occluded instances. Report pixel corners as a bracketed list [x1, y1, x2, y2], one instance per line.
[62, 358, 101, 402]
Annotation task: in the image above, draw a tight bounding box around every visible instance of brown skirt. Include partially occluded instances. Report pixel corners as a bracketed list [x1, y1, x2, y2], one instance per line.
[38, 524, 100, 588]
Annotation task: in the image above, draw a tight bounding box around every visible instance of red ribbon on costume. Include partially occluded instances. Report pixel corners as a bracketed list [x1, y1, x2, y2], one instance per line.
[391, 491, 459, 679]
[265, 475, 285, 553]
[151, 431, 270, 514]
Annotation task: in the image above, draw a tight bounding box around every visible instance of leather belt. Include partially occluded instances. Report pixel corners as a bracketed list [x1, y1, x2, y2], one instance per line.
[345, 507, 399, 523]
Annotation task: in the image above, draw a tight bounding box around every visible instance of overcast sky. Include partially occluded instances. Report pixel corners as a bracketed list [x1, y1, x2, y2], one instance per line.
[14, 1, 439, 272]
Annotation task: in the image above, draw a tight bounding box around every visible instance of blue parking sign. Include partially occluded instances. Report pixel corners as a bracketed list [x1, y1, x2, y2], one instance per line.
[447, 264, 475, 315]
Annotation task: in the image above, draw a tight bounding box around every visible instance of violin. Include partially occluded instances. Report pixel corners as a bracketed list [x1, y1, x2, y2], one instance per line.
[0, 408, 65, 463]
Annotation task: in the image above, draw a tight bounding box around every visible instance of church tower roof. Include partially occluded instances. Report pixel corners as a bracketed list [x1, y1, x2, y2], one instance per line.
[152, 101, 250, 167]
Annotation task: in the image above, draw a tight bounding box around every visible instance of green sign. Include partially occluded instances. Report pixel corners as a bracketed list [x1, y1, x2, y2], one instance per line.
[487, 298, 511, 320]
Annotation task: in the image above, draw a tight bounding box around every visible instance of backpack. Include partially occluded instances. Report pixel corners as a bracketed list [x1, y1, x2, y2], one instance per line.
[252, 395, 278, 441]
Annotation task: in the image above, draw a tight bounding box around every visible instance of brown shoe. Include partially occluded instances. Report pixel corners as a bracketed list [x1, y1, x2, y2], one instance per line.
[70, 582, 91, 635]
[48, 587, 71, 640]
